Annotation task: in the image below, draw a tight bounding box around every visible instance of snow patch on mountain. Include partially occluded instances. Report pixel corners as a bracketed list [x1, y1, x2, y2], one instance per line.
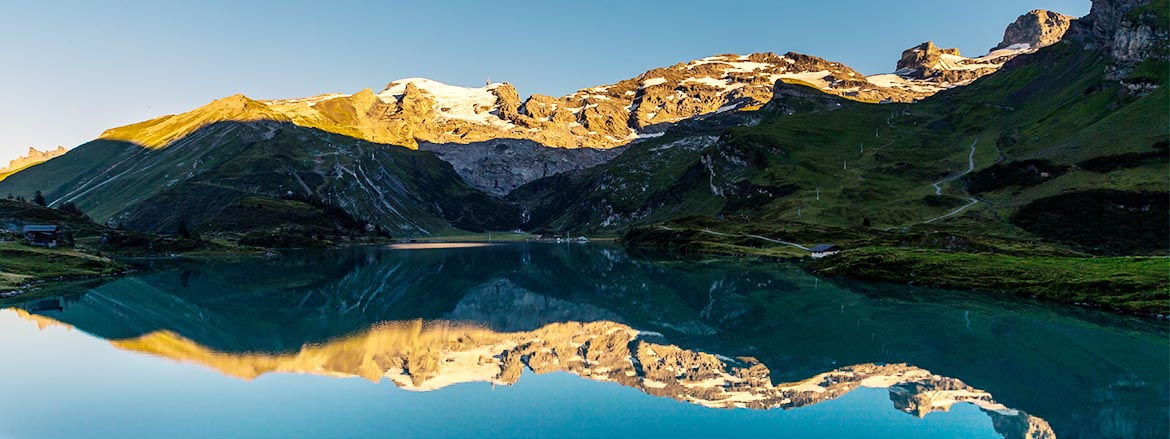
[380, 78, 515, 129]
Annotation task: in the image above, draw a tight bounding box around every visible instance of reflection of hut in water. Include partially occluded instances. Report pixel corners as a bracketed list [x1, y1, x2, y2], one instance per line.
[25, 297, 66, 313]
[23, 225, 62, 248]
[810, 244, 842, 259]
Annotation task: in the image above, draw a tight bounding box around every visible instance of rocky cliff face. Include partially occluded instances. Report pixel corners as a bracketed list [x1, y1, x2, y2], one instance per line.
[994, 10, 1075, 51]
[0, 146, 68, 175]
[1070, 0, 1168, 81]
[1039, 0, 1170, 99]
[420, 139, 624, 195]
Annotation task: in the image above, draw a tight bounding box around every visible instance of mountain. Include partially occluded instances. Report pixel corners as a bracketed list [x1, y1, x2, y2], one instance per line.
[0, 146, 68, 182]
[20, 9, 1060, 198]
[105, 319, 1053, 439]
[0, 120, 520, 237]
[511, 0, 1168, 256]
[886, 10, 1074, 93]
[1, 4, 1158, 242]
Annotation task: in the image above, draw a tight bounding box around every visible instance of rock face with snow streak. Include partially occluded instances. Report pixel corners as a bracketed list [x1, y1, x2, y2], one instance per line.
[896, 42, 979, 81]
[994, 10, 1075, 51]
[869, 9, 1076, 101]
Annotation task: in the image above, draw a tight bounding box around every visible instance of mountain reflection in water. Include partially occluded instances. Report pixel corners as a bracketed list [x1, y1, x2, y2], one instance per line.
[8, 244, 1168, 438]
[13, 309, 1054, 439]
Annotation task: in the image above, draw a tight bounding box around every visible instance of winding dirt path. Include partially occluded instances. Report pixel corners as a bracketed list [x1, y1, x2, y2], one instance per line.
[924, 139, 979, 224]
[655, 225, 811, 251]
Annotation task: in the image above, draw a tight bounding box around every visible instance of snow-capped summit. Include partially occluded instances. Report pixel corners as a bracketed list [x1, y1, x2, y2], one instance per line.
[379, 78, 514, 129]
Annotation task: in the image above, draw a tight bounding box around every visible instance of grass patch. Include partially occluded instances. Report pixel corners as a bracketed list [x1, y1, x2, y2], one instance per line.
[810, 247, 1169, 315]
[0, 242, 127, 292]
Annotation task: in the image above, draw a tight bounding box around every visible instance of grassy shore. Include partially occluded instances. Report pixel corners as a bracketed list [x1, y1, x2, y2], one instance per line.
[809, 247, 1168, 315]
[0, 242, 128, 293]
[621, 218, 1168, 316]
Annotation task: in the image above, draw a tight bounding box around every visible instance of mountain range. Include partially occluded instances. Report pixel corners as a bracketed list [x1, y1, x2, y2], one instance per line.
[0, 1, 1164, 251]
[0, 146, 67, 181]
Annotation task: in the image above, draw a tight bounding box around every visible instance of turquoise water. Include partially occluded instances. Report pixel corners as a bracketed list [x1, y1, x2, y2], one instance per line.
[0, 244, 1166, 438]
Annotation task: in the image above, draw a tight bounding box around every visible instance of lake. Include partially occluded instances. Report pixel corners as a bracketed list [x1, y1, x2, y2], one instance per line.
[0, 243, 1166, 438]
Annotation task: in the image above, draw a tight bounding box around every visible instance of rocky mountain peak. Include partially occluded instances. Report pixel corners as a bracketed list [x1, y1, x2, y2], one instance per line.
[994, 10, 1075, 51]
[896, 41, 963, 74]
[886, 14, 1075, 93]
[490, 83, 522, 121]
[0, 146, 68, 175]
[207, 93, 254, 109]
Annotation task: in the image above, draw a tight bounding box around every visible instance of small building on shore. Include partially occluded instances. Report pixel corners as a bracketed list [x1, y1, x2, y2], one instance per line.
[810, 244, 842, 259]
[23, 224, 62, 248]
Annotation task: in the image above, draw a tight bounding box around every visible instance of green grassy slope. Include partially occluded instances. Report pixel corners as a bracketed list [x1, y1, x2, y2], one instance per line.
[0, 122, 520, 238]
[596, 40, 1168, 314]
[515, 42, 1169, 256]
[0, 242, 127, 292]
[809, 248, 1168, 314]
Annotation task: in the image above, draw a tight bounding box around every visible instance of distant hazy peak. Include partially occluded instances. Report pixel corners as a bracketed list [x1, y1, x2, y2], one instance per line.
[0, 145, 68, 174]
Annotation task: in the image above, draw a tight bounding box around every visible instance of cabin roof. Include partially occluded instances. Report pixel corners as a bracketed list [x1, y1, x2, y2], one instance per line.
[22, 225, 59, 233]
[810, 244, 840, 252]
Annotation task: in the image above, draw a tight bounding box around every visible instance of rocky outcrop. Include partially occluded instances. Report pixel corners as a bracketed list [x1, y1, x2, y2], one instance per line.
[895, 42, 991, 84]
[1080, 0, 1158, 45]
[0, 146, 68, 175]
[765, 80, 849, 115]
[489, 83, 523, 122]
[898, 42, 963, 73]
[1067, 0, 1169, 82]
[1097, 0, 1167, 62]
[994, 10, 1075, 51]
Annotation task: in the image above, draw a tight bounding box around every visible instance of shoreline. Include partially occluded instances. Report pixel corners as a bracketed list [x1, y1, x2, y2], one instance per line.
[618, 222, 1168, 318]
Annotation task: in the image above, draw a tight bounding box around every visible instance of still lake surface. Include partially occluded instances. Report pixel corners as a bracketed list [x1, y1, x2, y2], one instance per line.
[0, 243, 1166, 438]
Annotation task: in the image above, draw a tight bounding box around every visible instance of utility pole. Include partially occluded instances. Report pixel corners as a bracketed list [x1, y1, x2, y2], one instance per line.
[797, 207, 802, 218]
[843, 160, 847, 170]
[816, 186, 820, 201]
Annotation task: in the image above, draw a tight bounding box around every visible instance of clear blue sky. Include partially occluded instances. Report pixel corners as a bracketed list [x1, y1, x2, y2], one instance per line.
[0, 0, 1089, 163]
